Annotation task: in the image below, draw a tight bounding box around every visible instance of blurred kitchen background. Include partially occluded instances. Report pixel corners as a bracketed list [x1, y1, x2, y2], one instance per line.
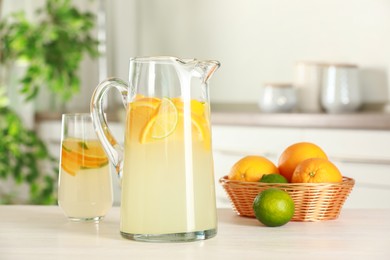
[1, 0, 390, 207]
[3, 0, 390, 112]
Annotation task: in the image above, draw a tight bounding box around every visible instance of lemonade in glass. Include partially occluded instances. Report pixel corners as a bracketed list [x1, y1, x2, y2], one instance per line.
[58, 114, 113, 222]
[119, 96, 217, 237]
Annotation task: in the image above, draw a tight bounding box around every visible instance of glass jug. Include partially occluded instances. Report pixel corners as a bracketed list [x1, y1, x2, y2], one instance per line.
[91, 56, 220, 242]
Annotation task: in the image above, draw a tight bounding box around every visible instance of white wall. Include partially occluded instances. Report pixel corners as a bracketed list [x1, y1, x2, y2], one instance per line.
[127, 0, 390, 104]
[3, 0, 390, 107]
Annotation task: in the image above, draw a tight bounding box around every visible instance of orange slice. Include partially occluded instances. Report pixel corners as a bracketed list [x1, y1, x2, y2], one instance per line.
[131, 97, 161, 110]
[61, 138, 108, 176]
[140, 98, 178, 143]
[128, 97, 160, 131]
[191, 114, 211, 150]
[190, 99, 205, 116]
[62, 138, 107, 159]
[172, 98, 205, 116]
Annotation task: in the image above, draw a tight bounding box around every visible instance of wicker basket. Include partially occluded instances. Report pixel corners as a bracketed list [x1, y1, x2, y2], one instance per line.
[219, 176, 355, 222]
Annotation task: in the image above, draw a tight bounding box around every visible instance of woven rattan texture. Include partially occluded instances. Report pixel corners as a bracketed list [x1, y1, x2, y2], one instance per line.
[220, 176, 355, 222]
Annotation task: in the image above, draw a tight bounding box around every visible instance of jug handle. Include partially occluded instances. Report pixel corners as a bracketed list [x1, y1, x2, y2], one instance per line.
[90, 78, 128, 177]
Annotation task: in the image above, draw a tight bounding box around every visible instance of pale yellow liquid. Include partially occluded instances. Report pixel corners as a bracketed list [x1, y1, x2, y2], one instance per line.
[58, 165, 113, 219]
[120, 98, 217, 235]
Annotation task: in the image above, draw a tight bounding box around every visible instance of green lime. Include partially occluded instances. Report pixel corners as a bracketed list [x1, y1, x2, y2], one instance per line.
[253, 188, 295, 227]
[259, 173, 288, 183]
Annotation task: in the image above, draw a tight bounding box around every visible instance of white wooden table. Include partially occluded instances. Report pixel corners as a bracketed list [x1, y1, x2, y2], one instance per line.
[0, 206, 389, 259]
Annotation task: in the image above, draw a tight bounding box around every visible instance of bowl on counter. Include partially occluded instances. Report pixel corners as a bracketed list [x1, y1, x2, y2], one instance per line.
[258, 83, 297, 113]
[219, 176, 355, 222]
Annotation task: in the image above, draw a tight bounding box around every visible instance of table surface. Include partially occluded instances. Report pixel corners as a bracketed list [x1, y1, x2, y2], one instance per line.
[211, 103, 390, 130]
[0, 206, 389, 259]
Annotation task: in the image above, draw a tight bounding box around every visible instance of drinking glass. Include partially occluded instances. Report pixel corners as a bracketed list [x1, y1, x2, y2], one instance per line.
[58, 113, 113, 222]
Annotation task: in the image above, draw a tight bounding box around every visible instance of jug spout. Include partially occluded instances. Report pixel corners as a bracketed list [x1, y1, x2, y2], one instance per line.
[196, 60, 221, 83]
[175, 58, 220, 82]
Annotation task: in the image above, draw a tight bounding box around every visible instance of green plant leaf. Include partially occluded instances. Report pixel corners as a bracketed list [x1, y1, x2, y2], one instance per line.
[0, 0, 98, 102]
[0, 107, 58, 205]
[0, 0, 97, 205]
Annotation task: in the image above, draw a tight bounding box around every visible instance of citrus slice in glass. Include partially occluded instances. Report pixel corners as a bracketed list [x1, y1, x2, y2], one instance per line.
[191, 114, 211, 150]
[131, 97, 161, 110]
[190, 99, 205, 116]
[61, 138, 108, 176]
[129, 97, 161, 130]
[140, 98, 178, 143]
[172, 98, 205, 116]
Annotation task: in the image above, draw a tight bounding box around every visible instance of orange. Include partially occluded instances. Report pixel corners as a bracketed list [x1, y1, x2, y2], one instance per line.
[278, 142, 328, 182]
[228, 156, 279, 182]
[291, 158, 343, 183]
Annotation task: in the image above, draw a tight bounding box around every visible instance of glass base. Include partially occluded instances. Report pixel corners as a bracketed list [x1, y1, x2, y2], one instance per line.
[120, 228, 217, 242]
[68, 216, 104, 223]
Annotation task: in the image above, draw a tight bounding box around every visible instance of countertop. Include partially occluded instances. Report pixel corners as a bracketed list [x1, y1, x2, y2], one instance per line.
[211, 103, 390, 130]
[0, 206, 389, 259]
[36, 103, 390, 130]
